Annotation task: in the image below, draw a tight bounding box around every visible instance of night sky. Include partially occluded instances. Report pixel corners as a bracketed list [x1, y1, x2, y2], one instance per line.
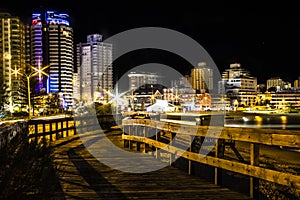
[2, 1, 300, 85]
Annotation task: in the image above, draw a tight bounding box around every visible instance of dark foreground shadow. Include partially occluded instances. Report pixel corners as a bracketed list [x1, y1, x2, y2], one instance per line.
[67, 145, 129, 199]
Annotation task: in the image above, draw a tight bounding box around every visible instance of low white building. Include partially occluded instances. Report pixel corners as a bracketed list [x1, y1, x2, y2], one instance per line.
[146, 99, 177, 113]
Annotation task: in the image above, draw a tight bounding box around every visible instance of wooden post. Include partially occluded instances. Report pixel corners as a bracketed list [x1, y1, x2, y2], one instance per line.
[169, 132, 175, 166]
[61, 121, 64, 138]
[136, 142, 141, 151]
[123, 125, 126, 148]
[250, 143, 259, 199]
[143, 126, 149, 153]
[56, 121, 59, 139]
[34, 123, 38, 143]
[188, 135, 192, 175]
[42, 122, 46, 140]
[124, 126, 129, 148]
[49, 122, 53, 141]
[66, 120, 69, 137]
[155, 130, 160, 159]
[129, 125, 133, 150]
[215, 139, 225, 185]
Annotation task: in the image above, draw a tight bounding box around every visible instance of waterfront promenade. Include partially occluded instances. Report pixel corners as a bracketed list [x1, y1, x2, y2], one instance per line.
[0, 114, 299, 199]
[51, 129, 250, 199]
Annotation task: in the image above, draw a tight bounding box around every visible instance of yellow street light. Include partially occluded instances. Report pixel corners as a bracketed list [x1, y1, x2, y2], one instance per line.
[13, 64, 50, 118]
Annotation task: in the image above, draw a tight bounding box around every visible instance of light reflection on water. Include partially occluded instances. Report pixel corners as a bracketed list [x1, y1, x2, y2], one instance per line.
[225, 114, 300, 130]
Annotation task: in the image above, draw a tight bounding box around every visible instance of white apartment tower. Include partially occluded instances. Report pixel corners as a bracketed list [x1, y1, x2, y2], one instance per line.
[128, 71, 160, 91]
[31, 11, 74, 107]
[76, 34, 113, 103]
[219, 63, 257, 107]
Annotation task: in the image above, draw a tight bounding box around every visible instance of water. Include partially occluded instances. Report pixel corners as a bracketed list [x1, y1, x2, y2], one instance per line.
[160, 112, 300, 130]
[225, 113, 300, 130]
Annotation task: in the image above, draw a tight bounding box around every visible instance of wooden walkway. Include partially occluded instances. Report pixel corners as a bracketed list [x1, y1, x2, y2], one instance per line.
[51, 129, 251, 200]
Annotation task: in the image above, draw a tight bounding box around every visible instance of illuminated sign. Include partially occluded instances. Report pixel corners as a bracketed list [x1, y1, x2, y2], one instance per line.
[46, 11, 70, 26]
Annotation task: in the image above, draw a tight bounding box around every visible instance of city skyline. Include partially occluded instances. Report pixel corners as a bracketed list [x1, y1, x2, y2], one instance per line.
[1, 1, 300, 84]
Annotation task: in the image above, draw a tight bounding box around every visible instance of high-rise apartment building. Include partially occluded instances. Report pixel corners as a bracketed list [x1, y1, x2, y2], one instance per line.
[0, 13, 27, 113]
[219, 63, 257, 107]
[75, 34, 113, 103]
[220, 63, 257, 93]
[128, 71, 160, 91]
[190, 62, 213, 93]
[266, 77, 283, 91]
[294, 80, 299, 88]
[31, 10, 74, 107]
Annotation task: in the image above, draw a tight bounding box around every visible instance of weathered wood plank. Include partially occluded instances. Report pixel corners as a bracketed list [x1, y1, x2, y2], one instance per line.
[52, 131, 250, 199]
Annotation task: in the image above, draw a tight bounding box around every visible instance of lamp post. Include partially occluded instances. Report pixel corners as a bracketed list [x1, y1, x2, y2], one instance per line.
[12, 64, 49, 118]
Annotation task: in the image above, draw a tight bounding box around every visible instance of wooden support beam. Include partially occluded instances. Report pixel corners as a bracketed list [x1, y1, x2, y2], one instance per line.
[66, 120, 69, 137]
[155, 130, 160, 159]
[42, 122, 46, 141]
[49, 122, 53, 142]
[188, 135, 193, 175]
[250, 143, 259, 199]
[34, 123, 38, 143]
[215, 139, 225, 185]
[229, 141, 245, 162]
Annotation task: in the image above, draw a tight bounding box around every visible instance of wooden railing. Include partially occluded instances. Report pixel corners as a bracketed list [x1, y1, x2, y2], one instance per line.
[28, 117, 76, 143]
[122, 119, 300, 199]
[27, 115, 119, 143]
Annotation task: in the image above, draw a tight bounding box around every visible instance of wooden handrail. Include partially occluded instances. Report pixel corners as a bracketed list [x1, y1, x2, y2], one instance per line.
[122, 118, 300, 198]
[122, 134, 300, 188]
[122, 119, 300, 148]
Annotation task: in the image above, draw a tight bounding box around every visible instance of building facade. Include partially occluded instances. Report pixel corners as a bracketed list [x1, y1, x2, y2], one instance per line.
[0, 13, 27, 113]
[75, 34, 113, 103]
[190, 62, 213, 93]
[128, 71, 160, 91]
[219, 63, 257, 107]
[266, 77, 283, 91]
[31, 10, 74, 107]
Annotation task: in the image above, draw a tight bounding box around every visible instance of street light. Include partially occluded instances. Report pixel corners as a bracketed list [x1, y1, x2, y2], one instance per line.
[7, 65, 20, 114]
[13, 64, 49, 118]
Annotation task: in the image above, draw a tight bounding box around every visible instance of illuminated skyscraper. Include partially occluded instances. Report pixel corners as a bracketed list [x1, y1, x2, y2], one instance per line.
[31, 10, 73, 107]
[219, 63, 257, 107]
[266, 77, 283, 91]
[0, 13, 27, 113]
[128, 71, 160, 91]
[75, 34, 113, 103]
[190, 62, 213, 93]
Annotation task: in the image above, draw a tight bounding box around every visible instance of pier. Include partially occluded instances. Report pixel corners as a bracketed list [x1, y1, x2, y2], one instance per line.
[0, 115, 299, 199]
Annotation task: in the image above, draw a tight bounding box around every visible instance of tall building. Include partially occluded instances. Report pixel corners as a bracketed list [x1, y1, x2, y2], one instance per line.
[219, 63, 257, 107]
[128, 71, 160, 91]
[294, 80, 299, 88]
[0, 13, 27, 113]
[31, 10, 74, 107]
[266, 77, 283, 91]
[76, 34, 113, 103]
[190, 62, 213, 93]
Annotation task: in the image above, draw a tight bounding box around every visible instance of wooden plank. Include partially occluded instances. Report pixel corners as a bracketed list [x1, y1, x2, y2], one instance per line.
[51, 131, 250, 199]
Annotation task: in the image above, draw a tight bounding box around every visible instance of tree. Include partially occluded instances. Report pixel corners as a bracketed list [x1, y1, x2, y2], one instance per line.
[267, 87, 277, 93]
[0, 85, 9, 111]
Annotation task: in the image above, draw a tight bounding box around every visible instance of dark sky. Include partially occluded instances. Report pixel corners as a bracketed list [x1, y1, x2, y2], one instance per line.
[2, 1, 300, 84]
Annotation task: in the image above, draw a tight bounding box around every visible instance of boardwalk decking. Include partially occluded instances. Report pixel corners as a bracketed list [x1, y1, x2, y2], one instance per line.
[52, 129, 250, 200]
